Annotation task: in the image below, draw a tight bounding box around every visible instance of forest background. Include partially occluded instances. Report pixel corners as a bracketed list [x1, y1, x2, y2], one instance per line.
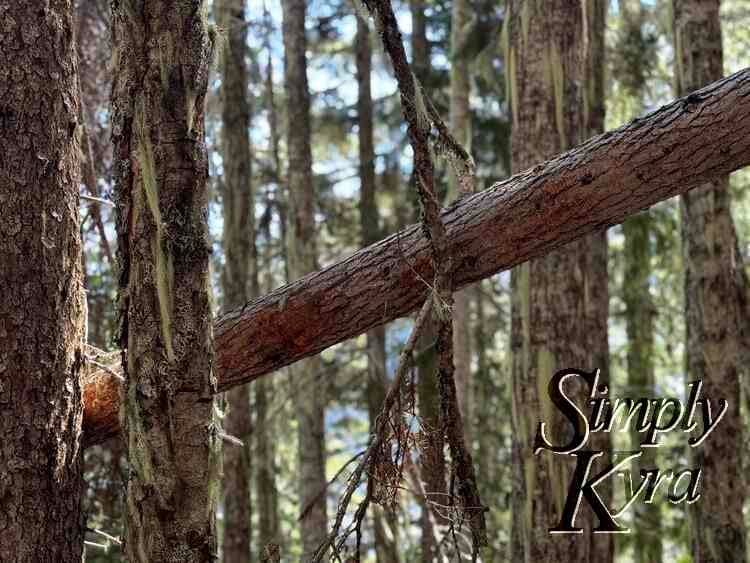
[11, 0, 750, 561]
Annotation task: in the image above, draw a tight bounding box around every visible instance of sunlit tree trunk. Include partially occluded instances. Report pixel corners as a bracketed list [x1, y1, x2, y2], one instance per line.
[111, 1, 220, 560]
[508, 2, 594, 561]
[0, 1, 86, 560]
[674, 2, 748, 562]
[216, 0, 256, 560]
[281, 0, 328, 558]
[256, 39, 283, 554]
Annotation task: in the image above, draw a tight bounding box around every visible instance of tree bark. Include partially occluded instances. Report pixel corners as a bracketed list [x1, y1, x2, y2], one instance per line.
[583, 3, 613, 561]
[448, 0, 474, 445]
[507, 2, 594, 560]
[256, 33, 283, 554]
[281, 0, 328, 558]
[356, 12, 401, 563]
[81, 67, 750, 447]
[0, 1, 86, 560]
[617, 4, 662, 561]
[110, 1, 220, 560]
[674, 2, 748, 562]
[216, 0, 255, 560]
[404, 4, 449, 559]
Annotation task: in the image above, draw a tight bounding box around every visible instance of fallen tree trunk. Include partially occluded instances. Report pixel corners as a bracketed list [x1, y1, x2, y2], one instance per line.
[83, 67, 750, 446]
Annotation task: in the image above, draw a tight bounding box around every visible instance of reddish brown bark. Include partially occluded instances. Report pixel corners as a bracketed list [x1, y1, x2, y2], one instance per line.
[82, 68, 750, 446]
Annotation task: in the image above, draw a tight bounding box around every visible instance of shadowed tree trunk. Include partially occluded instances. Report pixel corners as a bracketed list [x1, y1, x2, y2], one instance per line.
[111, 1, 220, 560]
[0, 1, 86, 560]
[617, 3, 662, 562]
[674, 2, 748, 562]
[281, 0, 328, 558]
[355, 12, 401, 563]
[508, 1, 594, 561]
[216, 0, 255, 560]
[256, 37, 282, 554]
[448, 0, 474, 444]
[407, 3, 448, 559]
[583, 3, 613, 561]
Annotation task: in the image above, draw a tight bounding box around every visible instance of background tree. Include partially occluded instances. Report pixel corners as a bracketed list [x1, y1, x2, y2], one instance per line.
[674, 1, 749, 561]
[507, 1, 599, 560]
[281, 0, 329, 558]
[355, 10, 401, 563]
[216, 0, 256, 560]
[0, 1, 86, 560]
[616, 2, 663, 561]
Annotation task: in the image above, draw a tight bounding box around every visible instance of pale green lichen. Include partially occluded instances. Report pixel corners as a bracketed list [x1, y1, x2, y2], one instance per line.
[135, 105, 176, 363]
[548, 44, 566, 149]
[520, 0, 531, 47]
[412, 72, 431, 134]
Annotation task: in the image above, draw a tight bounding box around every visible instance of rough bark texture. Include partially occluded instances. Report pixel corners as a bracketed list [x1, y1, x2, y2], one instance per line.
[508, 2, 594, 561]
[356, 13, 400, 563]
[216, 0, 255, 560]
[674, 2, 748, 562]
[110, 1, 220, 561]
[81, 67, 750, 446]
[281, 0, 328, 558]
[448, 0, 474, 444]
[583, 3, 613, 561]
[0, 1, 86, 560]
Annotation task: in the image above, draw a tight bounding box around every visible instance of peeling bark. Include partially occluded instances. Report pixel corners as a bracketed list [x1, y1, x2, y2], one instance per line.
[0, 1, 86, 560]
[81, 67, 750, 447]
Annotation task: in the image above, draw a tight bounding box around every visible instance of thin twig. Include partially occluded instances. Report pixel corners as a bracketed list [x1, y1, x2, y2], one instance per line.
[81, 193, 115, 207]
[361, 0, 487, 550]
[85, 356, 125, 382]
[312, 297, 433, 561]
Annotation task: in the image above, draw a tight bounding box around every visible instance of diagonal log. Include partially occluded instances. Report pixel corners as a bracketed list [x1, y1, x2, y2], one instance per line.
[83, 68, 750, 446]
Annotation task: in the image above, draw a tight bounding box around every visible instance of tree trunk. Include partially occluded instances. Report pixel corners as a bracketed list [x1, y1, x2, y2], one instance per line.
[281, 0, 328, 558]
[406, 4, 448, 559]
[110, 2, 220, 560]
[81, 67, 750, 447]
[355, 12, 401, 563]
[583, 3, 613, 561]
[216, 0, 255, 560]
[617, 6, 662, 562]
[674, 2, 748, 562]
[255, 377, 280, 550]
[448, 0, 474, 444]
[0, 2, 86, 560]
[256, 38, 282, 555]
[508, 2, 593, 560]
